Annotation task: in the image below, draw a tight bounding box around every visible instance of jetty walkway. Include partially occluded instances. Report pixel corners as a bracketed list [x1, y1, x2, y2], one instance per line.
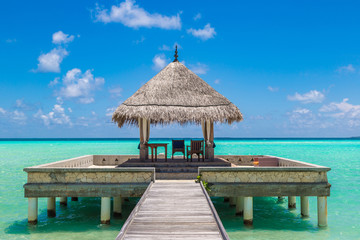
[116, 180, 229, 240]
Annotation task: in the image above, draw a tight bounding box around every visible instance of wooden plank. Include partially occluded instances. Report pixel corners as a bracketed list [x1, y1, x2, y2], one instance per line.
[117, 180, 228, 240]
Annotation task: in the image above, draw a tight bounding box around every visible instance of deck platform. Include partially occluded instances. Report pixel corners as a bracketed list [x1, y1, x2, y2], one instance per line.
[116, 180, 229, 240]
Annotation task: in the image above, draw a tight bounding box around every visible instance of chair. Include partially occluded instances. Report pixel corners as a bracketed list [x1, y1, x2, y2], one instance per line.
[172, 140, 185, 160]
[187, 140, 204, 162]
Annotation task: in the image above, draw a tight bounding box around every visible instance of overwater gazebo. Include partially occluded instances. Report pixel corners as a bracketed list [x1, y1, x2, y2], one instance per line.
[112, 47, 243, 160]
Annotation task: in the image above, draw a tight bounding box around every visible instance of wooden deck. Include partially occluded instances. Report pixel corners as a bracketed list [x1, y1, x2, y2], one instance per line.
[116, 180, 229, 240]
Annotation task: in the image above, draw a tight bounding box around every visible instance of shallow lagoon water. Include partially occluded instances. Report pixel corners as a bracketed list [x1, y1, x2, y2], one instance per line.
[0, 139, 359, 239]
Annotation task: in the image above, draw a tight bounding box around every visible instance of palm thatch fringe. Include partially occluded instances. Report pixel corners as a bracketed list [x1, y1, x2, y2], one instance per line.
[112, 61, 243, 127]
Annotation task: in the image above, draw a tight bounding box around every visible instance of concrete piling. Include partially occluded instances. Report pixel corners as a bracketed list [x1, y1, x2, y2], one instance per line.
[288, 196, 296, 209]
[317, 196, 327, 227]
[101, 197, 111, 224]
[28, 198, 38, 224]
[60, 197, 68, 206]
[301, 196, 309, 217]
[113, 196, 122, 217]
[47, 197, 56, 217]
[235, 197, 244, 216]
[243, 197, 253, 226]
[229, 197, 236, 206]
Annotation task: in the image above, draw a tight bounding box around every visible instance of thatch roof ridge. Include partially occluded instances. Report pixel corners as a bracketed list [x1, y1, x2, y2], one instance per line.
[112, 61, 243, 127]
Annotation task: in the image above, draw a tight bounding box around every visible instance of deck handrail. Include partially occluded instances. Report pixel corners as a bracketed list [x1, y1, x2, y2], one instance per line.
[115, 181, 154, 240]
[200, 181, 230, 240]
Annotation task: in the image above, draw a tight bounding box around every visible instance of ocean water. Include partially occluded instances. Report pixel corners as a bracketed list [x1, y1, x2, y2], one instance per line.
[0, 138, 359, 240]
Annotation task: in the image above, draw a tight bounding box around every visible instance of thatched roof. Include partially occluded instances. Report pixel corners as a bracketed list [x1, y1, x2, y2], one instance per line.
[112, 60, 243, 127]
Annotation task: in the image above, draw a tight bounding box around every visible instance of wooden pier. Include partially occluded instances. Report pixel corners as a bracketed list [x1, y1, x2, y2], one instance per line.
[116, 180, 229, 240]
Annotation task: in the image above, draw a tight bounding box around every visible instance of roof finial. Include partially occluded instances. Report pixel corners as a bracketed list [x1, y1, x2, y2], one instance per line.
[173, 45, 178, 62]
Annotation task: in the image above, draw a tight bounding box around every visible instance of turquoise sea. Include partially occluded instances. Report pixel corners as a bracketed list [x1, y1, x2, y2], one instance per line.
[0, 138, 359, 240]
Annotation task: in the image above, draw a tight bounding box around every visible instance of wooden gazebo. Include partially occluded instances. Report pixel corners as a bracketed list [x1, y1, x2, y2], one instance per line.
[112, 47, 243, 160]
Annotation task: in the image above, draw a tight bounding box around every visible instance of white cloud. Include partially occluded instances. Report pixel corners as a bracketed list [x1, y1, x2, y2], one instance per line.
[15, 99, 25, 108]
[159, 44, 171, 51]
[214, 79, 220, 84]
[320, 98, 360, 118]
[68, 107, 72, 113]
[187, 23, 216, 40]
[0, 107, 27, 124]
[6, 39, 16, 43]
[268, 86, 279, 92]
[35, 48, 68, 73]
[133, 36, 145, 44]
[152, 54, 168, 71]
[12, 110, 27, 122]
[288, 90, 325, 103]
[319, 99, 360, 127]
[189, 63, 208, 75]
[52, 31, 75, 44]
[94, 0, 181, 30]
[287, 108, 317, 128]
[58, 68, 105, 104]
[49, 77, 60, 87]
[35, 104, 72, 126]
[293, 108, 311, 114]
[109, 87, 122, 98]
[106, 107, 116, 117]
[193, 13, 201, 21]
[336, 64, 355, 73]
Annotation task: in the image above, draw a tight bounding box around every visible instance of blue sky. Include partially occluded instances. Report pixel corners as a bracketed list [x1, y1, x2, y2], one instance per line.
[1, 0, 360, 138]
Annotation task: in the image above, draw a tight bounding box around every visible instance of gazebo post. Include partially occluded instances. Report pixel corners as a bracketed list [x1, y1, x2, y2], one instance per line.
[139, 118, 149, 161]
[204, 120, 215, 161]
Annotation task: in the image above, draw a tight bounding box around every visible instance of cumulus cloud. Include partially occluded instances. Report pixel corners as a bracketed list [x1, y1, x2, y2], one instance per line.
[52, 31, 75, 44]
[288, 90, 325, 104]
[0, 107, 6, 114]
[152, 54, 168, 71]
[187, 23, 216, 40]
[189, 63, 208, 75]
[94, 0, 181, 30]
[35, 104, 72, 126]
[58, 68, 105, 104]
[320, 98, 360, 118]
[214, 79, 220, 84]
[34, 31, 75, 73]
[318, 98, 360, 127]
[268, 86, 279, 92]
[336, 64, 355, 73]
[35, 48, 68, 73]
